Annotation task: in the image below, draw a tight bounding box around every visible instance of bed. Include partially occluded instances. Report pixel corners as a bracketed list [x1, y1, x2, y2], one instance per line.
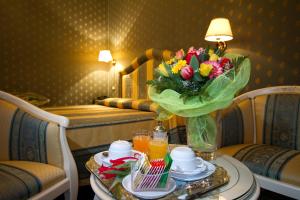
[44, 49, 186, 185]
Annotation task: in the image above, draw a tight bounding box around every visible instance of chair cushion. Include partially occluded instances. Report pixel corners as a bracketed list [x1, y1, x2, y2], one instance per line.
[217, 144, 300, 187]
[0, 161, 65, 200]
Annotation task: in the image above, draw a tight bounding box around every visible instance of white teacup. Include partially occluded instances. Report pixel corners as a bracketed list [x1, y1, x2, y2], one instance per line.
[170, 146, 203, 172]
[108, 140, 132, 160]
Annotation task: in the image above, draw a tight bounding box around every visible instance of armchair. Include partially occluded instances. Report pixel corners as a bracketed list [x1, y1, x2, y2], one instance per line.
[217, 86, 300, 199]
[0, 91, 78, 200]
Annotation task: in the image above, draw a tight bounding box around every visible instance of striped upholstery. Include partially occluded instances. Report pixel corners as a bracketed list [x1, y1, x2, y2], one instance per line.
[10, 109, 48, 163]
[8, 109, 63, 168]
[120, 49, 173, 99]
[218, 99, 254, 147]
[219, 94, 300, 149]
[220, 103, 244, 146]
[253, 94, 300, 149]
[0, 100, 64, 168]
[0, 161, 65, 200]
[218, 144, 300, 187]
[262, 94, 300, 150]
[0, 163, 41, 200]
[96, 98, 159, 112]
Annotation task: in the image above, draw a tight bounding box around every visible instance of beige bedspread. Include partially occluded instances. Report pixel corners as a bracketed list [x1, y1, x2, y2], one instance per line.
[45, 105, 156, 150]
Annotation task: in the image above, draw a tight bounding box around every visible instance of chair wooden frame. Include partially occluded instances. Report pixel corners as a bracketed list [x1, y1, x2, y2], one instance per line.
[217, 85, 300, 199]
[0, 91, 78, 200]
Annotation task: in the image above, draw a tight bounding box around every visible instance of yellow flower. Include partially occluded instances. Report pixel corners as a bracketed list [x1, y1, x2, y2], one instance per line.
[158, 63, 169, 77]
[171, 60, 187, 74]
[199, 63, 213, 77]
[208, 49, 214, 56]
[166, 58, 175, 65]
[209, 54, 219, 61]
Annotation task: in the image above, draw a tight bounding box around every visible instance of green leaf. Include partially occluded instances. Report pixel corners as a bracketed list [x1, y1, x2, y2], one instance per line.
[190, 55, 199, 70]
[163, 62, 174, 78]
[192, 72, 202, 82]
[215, 48, 224, 56]
[231, 56, 247, 73]
[224, 68, 235, 80]
[205, 46, 210, 53]
[189, 56, 202, 82]
[199, 53, 209, 63]
[146, 80, 155, 85]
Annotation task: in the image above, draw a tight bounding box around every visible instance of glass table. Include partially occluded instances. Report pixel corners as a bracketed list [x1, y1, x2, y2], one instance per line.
[88, 154, 260, 200]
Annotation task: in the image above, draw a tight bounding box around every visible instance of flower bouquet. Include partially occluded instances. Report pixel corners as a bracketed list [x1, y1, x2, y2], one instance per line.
[147, 47, 251, 153]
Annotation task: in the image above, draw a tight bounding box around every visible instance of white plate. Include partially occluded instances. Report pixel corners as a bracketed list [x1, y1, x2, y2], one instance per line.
[122, 175, 176, 199]
[171, 160, 216, 181]
[171, 157, 206, 176]
[94, 150, 141, 166]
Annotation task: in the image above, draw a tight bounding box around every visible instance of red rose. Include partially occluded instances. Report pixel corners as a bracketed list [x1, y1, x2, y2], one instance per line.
[185, 52, 198, 65]
[181, 65, 194, 80]
[219, 58, 232, 68]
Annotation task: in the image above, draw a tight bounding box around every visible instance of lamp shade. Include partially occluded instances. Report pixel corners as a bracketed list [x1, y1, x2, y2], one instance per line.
[98, 50, 113, 62]
[205, 18, 233, 42]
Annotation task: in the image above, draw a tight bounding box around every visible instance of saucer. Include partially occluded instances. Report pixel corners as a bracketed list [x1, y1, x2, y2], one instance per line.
[94, 150, 141, 166]
[171, 157, 206, 175]
[122, 175, 176, 199]
[171, 160, 216, 181]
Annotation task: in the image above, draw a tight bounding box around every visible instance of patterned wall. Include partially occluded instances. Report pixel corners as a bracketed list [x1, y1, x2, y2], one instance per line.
[0, 0, 110, 106]
[109, 0, 300, 95]
[1, 0, 299, 106]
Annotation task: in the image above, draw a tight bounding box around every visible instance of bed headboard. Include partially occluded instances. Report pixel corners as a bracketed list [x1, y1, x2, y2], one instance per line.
[119, 48, 173, 98]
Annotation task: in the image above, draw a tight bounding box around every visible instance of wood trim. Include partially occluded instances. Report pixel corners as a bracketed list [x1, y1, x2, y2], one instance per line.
[234, 86, 300, 104]
[255, 174, 300, 199]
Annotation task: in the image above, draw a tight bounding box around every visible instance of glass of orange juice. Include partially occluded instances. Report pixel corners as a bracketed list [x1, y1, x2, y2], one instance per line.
[149, 138, 168, 160]
[133, 130, 150, 154]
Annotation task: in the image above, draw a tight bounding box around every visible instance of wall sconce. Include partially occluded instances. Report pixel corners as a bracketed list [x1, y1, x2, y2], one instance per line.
[98, 50, 116, 65]
[205, 18, 233, 50]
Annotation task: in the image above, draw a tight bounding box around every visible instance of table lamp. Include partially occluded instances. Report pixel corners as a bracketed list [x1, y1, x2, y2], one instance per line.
[205, 18, 233, 50]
